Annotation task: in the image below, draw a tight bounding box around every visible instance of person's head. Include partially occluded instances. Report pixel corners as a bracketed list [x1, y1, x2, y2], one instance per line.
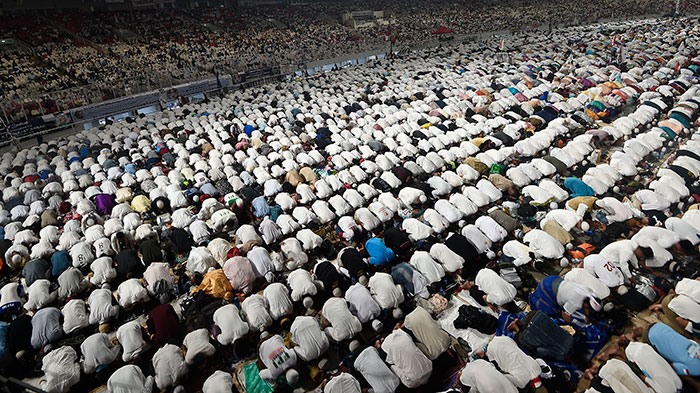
[469, 285, 488, 307]
[679, 239, 695, 252]
[635, 246, 653, 259]
[302, 296, 314, 309]
[285, 369, 299, 385]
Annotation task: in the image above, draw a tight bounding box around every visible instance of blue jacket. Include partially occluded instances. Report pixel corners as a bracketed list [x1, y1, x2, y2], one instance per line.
[564, 177, 594, 198]
[649, 322, 700, 376]
[365, 238, 394, 266]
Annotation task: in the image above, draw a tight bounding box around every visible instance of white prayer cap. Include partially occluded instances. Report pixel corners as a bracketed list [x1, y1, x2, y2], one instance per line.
[302, 297, 313, 309]
[285, 369, 299, 385]
[349, 340, 361, 353]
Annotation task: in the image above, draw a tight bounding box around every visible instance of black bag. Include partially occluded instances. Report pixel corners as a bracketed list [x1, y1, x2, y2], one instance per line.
[453, 305, 498, 334]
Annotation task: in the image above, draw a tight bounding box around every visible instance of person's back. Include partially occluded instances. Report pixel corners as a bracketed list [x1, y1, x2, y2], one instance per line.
[258, 334, 297, 382]
[107, 365, 154, 393]
[290, 316, 328, 361]
[648, 322, 700, 376]
[365, 237, 394, 266]
[403, 306, 449, 360]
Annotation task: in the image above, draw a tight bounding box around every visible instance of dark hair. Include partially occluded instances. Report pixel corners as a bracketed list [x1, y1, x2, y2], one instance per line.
[638, 246, 653, 258]
[679, 239, 694, 251]
[503, 301, 520, 314]
[469, 286, 488, 307]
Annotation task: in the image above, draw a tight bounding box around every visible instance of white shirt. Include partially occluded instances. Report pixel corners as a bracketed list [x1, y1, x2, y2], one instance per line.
[107, 365, 153, 393]
[312, 200, 336, 223]
[475, 216, 507, 243]
[324, 372, 361, 393]
[292, 206, 317, 226]
[668, 294, 700, 323]
[675, 278, 700, 304]
[368, 272, 404, 309]
[600, 239, 639, 279]
[625, 342, 682, 393]
[321, 297, 362, 342]
[287, 269, 318, 302]
[275, 192, 296, 211]
[280, 238, 308, 268]
[449, 193, 478, 217]
[152, 344, 188, 391]
[62, 299, 89, 335]
[117, 320, 147, 362]
[487, 336, 541, 388]
[80, 332, 120, 374]
[242, 294, 272, 332]
[543, 204, 587, 231]
[354, 347, 401, 393]
[632, 226, 681, 249]
[635, 189, 671, 212]
[213, 304, 249, 345]
[523, 229, 564, 259]
[556, 280, 596, 315]
[290, 316, 329, 361]
[427, 176, 452, 197]
[342, 189, 365, 208]
[476, 179, 503, 202]
[539, 179, 570, 202]
[398, 187, 427, 207]
[117, 278, 148, 308]
[461, 224, 492, 253]
[202, 370, 234, 393]
[402, 218, 433, 241]
[355, 208, 381, 231]
[368, 201, 394, 223]
[345, 283, 381, 323]
[460, 359, 518, 393]
[381, 328, 433, 389]
[88, 288, 119, 325]
[683, 209, 700, 232]
[276, 214, 300, 235]
[564, 268, 611, 300]
[409, 251, 445, 284]
[522, 185, 555, 205]
[598, 358, 653, 393]
[434, 199, 463, 223]
[429, 243, 464, 273]
[475, 268, 516, 306]
[422, 209, 450, 234]
[329, 195, 352, 216]
[583, 254, 625, 288]
[263, 283, 293, 320]
[502, 240, 533, 267]
[258, 334, 298, 382]
[596, 197, 635, 223]
[665, 217, 700, 245]
[296, 229, 323, 250]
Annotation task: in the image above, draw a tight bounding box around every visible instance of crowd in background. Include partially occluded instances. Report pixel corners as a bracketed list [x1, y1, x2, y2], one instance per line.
[0, 0, 690, 124]
[1, 12, 700, 393]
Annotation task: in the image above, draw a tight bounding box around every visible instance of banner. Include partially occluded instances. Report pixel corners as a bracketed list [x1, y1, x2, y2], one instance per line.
[72, 91, 160, 121]
[168, 75, 232, 98]
[240, 66, 281, 82]
[1, 117, 49, 139]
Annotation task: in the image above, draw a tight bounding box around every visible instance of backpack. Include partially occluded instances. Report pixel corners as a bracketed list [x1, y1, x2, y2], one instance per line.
[568, 243, 595, 260]
[453, 305, 498, 335]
